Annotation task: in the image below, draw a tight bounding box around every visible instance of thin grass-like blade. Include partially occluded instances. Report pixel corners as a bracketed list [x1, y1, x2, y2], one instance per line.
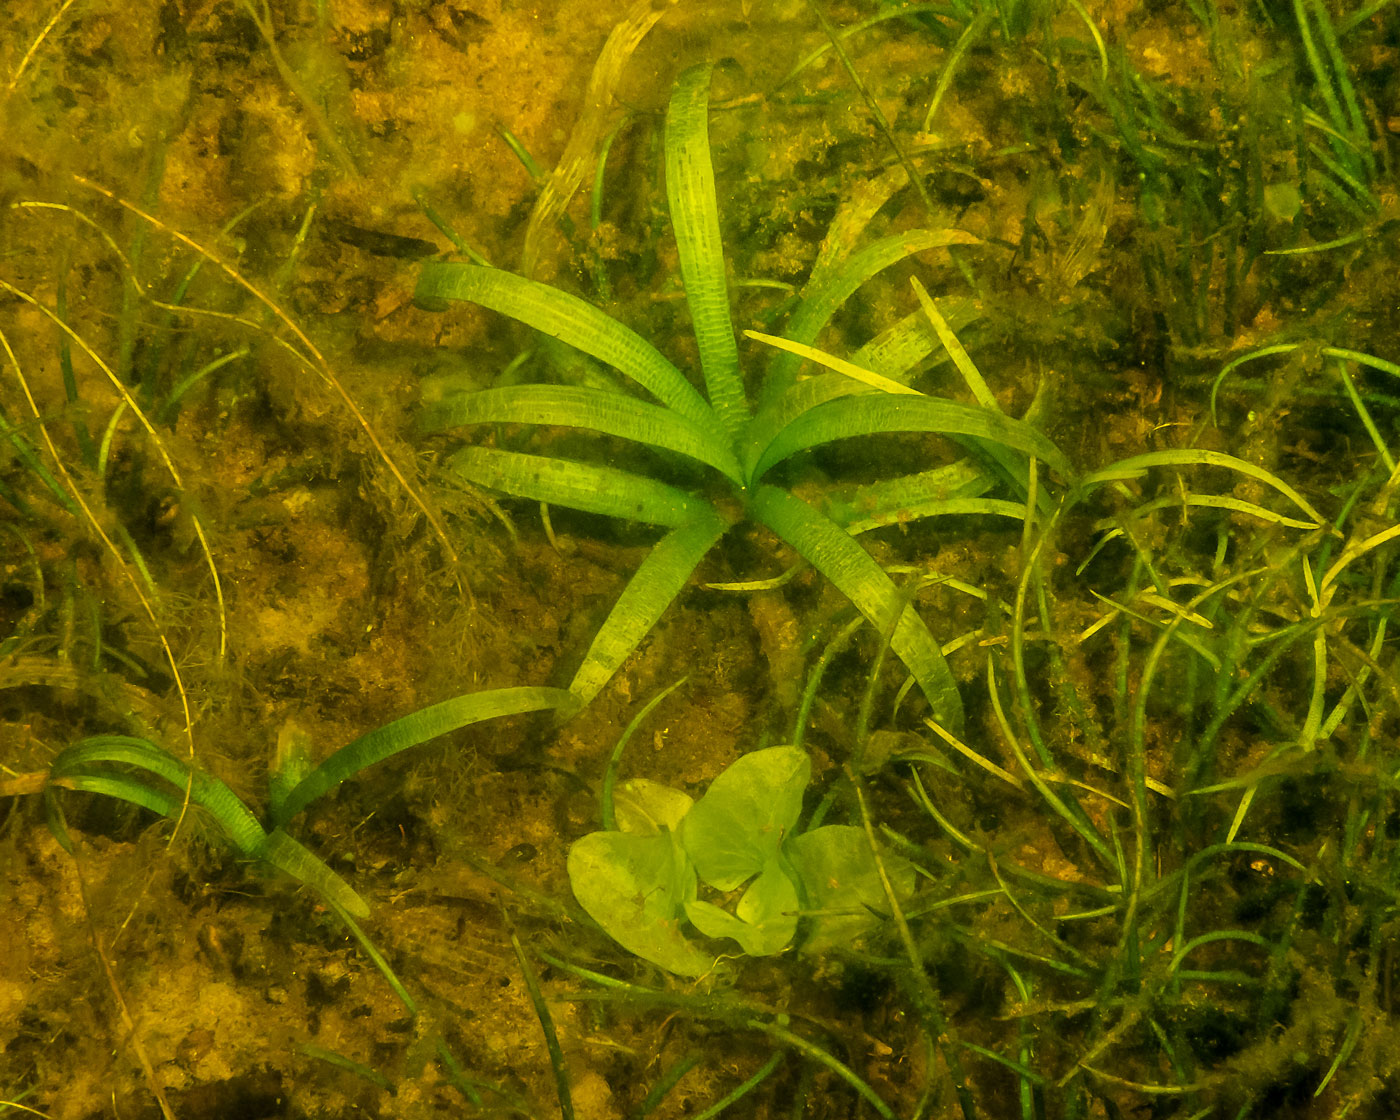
[848, 497, 1027, 536]
[415, 262, 712, 424]
[748, 485, 964, 733]
[746, 330, 920, 395]
[910, 277, 997, 410]
[665, 63, 748, 442]
[849, 298, 982, 385]
[446, 446, 711, 528]
[0, 401, 79, 514]
[762, 229, 978, 405]
[1081, 449, 1324, 525]
[422, 385, 741, 483]
[274, 686, 577, 826]
[569, 509, 729, 706]
[753, 395, 1073, 482]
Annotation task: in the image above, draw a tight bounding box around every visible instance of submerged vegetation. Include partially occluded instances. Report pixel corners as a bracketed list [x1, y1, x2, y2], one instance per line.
[2, 0, 1399, 1118]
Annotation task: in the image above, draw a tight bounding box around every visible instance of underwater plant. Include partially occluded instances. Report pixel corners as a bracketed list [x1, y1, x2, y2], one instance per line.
[414, 61, 1071, 736]
[40, 687, 577, 917]
[567, 744, 913, 975]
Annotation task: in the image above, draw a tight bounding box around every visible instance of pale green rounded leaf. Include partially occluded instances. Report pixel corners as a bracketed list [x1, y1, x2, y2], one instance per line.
[567, 831, 714, 977]
[614, 779, 694, 836]
[685, 859, 799, 956]
[787, 825, 916, 952]
[682, 746, 811, 890]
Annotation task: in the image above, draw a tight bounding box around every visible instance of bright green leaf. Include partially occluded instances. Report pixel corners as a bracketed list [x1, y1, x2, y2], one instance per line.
[567, 830, 715, 977]
[682, 746, 810, 890]
[685, 857, 800, 956]
[787, 825, 916, 952]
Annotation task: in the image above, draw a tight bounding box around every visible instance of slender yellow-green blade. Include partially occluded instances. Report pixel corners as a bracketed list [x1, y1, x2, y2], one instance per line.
[910, 276, 998, 411]
[1081, 449, 1324, 525]
[744, 330, 920, 395]
[762, 229, 978, 405]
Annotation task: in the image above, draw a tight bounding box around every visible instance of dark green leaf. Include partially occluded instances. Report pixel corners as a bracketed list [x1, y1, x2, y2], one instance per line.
[422, 384, 740, 483]
[748, 486, 965, 733]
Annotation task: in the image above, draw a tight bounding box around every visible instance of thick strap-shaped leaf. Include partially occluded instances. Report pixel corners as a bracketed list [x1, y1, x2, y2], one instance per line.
[258, 829, 374, 917]
[761, 229, 979, 406]
[665, 63, 749, 443]
[752, 394, 1073, 483]
[415, 262, 713, 425]
[446, 446, 710, 528]
[748, 485, 964, 734]
[273, 687, 577, 826]
[422, 385, 741, 484]
[569, 508, 729, 706]
[58, 773, 182, 819]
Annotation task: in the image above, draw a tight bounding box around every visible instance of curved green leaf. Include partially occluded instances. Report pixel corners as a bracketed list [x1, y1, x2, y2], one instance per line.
[762, 229, 979, 404]
[273, 686, 576, 826]
[569, 509, 729, 705]
[743, 373, 865, 480]
[446, 446, 711, 528]
[58, 772, 181, 819]
[259, 828, 370, 918]
[50, 736, 370, 917]
[665, 62, 748, 442]
[748, 486, 964, 733]
[847, 497, 1028, 537]
[415, 262, 712, 425]
[51, 736, 266, 852]
[1080, 449, 1323, 525]
[422, 384, 740, 484]
[752, 394, 1073, 482]
[823, 460, 993, 529]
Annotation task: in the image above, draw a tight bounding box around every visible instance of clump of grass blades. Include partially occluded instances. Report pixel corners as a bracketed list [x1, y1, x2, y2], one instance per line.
[880, 429, 1400, 1112]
